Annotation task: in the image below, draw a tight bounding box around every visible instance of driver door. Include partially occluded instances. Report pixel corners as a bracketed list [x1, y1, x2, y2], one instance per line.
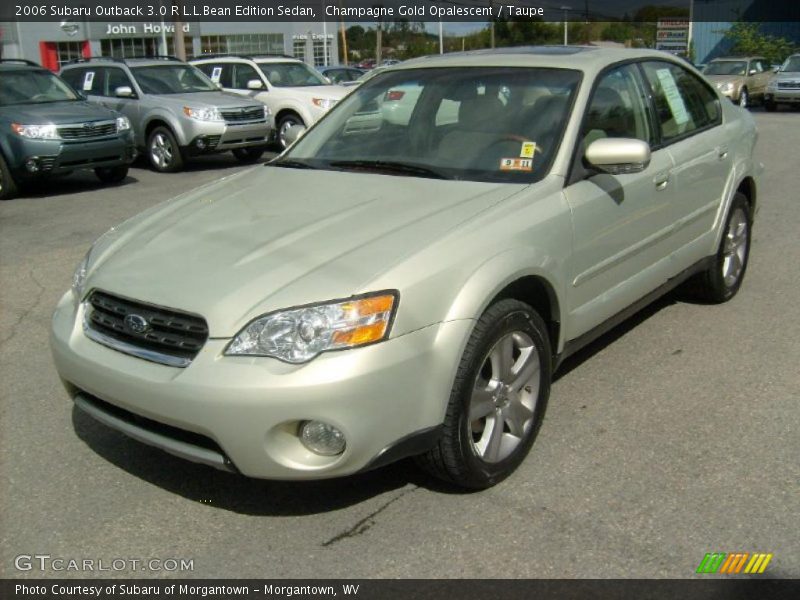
[563, 63, 678, 340]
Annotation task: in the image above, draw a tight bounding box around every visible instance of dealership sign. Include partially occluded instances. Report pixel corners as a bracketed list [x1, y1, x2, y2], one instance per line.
[656, 18, 690, 55]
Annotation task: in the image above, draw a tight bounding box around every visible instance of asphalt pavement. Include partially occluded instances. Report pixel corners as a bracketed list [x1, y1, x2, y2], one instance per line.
[1, 113, 798, 579]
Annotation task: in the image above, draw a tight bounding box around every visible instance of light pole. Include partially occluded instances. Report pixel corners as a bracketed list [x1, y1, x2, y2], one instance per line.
[439, 20, 444, 54]
[561, 6, 572, 46]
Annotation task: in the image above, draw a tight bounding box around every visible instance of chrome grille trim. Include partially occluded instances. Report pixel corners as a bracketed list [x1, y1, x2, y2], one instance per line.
[58, 120, 117, 140]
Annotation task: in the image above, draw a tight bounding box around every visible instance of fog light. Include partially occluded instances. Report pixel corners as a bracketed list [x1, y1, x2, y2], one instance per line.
[299, 421, 346, 456]
[195, 137, 207, 150]
[25, 157, 40, 173]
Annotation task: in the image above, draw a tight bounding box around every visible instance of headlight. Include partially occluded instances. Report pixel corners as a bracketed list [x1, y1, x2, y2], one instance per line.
[116, 116, 131, 131]
[183, 106, 224, 122]
[311, 98, 338, 110]
[11, 123, 59, 140]
[72, 250, 91, 301]
[718, 82, 734, 93]
[225, 292, 398, 364]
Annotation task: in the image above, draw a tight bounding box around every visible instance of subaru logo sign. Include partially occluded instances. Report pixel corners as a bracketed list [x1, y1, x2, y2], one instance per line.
[124, 314, 150, 334]
[60, 20, 80, 37]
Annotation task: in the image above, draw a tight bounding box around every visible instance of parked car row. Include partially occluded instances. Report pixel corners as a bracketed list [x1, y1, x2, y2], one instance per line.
[0, 54, 360, 199]
[701, 53, 800, 111]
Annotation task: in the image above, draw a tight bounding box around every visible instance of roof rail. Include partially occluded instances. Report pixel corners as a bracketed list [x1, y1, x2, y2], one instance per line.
[125, 54, 183, 61]
[192, 53, 297, 61]
[0, 58, 40, 66]
[68, 56, 125, 64]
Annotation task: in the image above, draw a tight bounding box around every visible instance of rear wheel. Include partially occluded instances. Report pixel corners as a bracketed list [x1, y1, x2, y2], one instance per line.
[232, 147, 266, 163]
[416, 299, 552, 489]
[94, 165, 129, 184]
[277, 113, 303, 150]
[148, 126, 184, 173]
[0, 153, 19, 200]
[692, 193, 752, 303]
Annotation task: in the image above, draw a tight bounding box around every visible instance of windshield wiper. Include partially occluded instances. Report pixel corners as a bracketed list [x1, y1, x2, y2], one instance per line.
[268, 158, 318, 170]
[328, 160, 450, 180]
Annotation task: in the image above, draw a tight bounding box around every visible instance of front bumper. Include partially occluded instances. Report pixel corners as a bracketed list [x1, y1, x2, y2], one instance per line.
[9, 131, 136, 177]
[765, 89, 800, 104]
[181, 118, 272, 155]
[51, 292, 472, 479]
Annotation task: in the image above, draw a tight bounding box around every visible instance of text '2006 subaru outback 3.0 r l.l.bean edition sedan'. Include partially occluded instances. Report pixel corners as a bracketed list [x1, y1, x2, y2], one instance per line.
[52, 47, 761, 489]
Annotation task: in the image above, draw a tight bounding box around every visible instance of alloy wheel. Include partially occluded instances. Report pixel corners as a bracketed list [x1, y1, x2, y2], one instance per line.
[721, 207, 749, 288]
[469, 331, 540, 463]
[150, 133, 173, 169]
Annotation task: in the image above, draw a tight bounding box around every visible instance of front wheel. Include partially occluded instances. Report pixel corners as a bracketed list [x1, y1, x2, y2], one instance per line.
[692, 193, 752, 303]
[232, 147, 266, 163]
[0, 153, 19, 200]
[738, 88, 749, 109]
[94, 165, 129, 184]
[416, 299, 552, 489]
[147, 127, 185, 173]
[277, 114, 303, 150]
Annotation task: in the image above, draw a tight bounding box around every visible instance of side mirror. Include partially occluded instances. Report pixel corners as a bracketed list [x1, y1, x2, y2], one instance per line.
[749, 69, 757, 75]
[283, 124, 307, 146]
[246, 79, 264, 90]
[585, 138, 651, 175]
[115, 86, 135, 98]
[773, 66, 780, 73]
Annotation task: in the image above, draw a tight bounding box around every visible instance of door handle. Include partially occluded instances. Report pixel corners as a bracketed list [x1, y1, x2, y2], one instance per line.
[654, 171, 670, 191]
[717, 146, 729, 160]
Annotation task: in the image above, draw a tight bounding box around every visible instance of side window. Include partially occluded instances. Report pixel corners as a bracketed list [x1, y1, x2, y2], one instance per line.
[104, 67, 134, 97]
[60, 68, 86, 92]
[325, 69, 344, 83]
[642, 61, 721, 144]
[752, 60, 765, 73]
[196, 63, 232, 88]
[582, 64, 654, 147]
[232, 63, 260, 89]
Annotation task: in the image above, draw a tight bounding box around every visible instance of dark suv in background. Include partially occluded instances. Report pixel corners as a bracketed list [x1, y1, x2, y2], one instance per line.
[0, 59, 136, 200]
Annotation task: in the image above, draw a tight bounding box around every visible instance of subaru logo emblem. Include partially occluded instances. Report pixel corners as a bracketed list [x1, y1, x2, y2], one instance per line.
[124, 314, 150, 334]
[83, 123, 94, 130]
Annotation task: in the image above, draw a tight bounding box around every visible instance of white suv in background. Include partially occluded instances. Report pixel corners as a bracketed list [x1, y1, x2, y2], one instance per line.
[191, 55, 347, 149]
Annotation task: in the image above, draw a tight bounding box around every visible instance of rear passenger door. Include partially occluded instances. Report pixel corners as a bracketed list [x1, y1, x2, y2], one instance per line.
[563, 63, 678, 340]
[640, 60, 729, 266]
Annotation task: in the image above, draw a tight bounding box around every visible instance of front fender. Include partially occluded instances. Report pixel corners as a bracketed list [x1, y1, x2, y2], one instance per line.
[142, 110, 187, 146]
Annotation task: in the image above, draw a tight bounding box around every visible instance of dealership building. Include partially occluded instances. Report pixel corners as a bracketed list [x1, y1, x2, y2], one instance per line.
[0, 20, 339, 70]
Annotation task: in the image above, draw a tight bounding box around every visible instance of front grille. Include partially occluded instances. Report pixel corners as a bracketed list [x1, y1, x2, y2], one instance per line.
[221, 106, 265, 124]
[59, 120, 117, 140]
[777, 81, 800, 89]
[85, 290, 208, 366]
[38, 156, 57, 172]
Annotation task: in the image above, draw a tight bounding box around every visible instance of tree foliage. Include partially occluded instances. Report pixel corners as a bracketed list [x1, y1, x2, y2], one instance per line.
[722, 22, 796, 65]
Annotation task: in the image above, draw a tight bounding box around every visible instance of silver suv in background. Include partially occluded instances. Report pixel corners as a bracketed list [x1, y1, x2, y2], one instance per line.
[765, 54, 800, 111]
[60, 57, 272, 172]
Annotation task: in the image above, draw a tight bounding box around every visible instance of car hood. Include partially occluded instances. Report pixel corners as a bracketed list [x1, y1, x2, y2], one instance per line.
[0, 100, 120, 124]
[772, 71, 800, 82]
[704, 74, 742, 87]
[272, 85, 348, 101]
[87, 167, 522, 337]
[156, 91, 263, 109]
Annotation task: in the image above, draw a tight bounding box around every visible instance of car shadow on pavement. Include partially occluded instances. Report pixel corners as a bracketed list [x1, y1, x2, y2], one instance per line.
[16, 174, 140, 200]
[71, 408, 466, 516]
[554, 291, 678, 382]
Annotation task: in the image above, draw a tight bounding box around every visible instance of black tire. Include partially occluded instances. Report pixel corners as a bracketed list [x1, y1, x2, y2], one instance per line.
[147, 126, 185, 173]
[416, 299, 552, 489]
[692, 193, 752, 303]
[738, 87, 749, 109]
[764, 99, 777, 112]
[232, 147, 266, 163]
[276, 113, 303, 150]
[94, 165, 129, 184]
[0, 153, 19, 200]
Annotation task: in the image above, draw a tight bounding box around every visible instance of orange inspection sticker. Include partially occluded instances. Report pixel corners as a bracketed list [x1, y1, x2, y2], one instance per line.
[500, 158, 533, 172]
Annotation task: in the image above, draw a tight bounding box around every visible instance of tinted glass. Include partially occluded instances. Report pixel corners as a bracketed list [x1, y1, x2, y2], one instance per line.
[0, 69, 80, 105]
[105, 67, 134, 96]
[782, 56, 800, 72]
[257, 62, 328, 87]
[232, 63, 260, 89]
[643, 61, 720, 143]
[583, 64, 654, 146]
[281, 67, 581, 184]
[131, 65, 217, 94]
[704, 61, 747, 76]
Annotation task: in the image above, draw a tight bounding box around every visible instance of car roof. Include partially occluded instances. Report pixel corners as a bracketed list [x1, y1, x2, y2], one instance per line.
[395, 46, 689, 74]
[190, 55, 301, 64]
[61, 57, 188, 69]
[710, 56, 765, 61]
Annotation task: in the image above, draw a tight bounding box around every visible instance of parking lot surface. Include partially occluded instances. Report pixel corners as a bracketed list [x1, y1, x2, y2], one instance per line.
[1, 113, 798, 579]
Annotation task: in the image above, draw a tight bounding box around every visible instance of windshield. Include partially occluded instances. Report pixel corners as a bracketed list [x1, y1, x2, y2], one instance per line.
[258, 62, 328, 87]
[781, 56, 800, 72]
[130, 65, 217, 94]
[0, 70, 80, 106]
[704, 61, 747, 76]
[280, 67, 581, 184]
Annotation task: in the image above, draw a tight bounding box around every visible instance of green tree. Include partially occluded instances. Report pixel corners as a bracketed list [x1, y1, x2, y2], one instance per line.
[722, 22, 795, 65]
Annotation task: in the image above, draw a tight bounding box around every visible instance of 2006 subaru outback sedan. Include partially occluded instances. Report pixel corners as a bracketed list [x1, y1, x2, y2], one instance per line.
[52, 47, 760, 489]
